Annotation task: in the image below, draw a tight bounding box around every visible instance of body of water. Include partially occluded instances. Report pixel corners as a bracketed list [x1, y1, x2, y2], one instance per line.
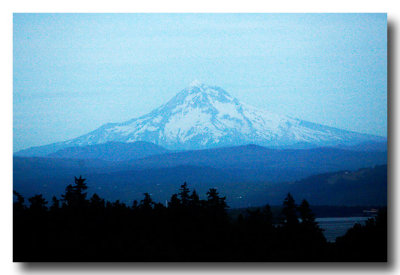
[316, 216, 371, 242]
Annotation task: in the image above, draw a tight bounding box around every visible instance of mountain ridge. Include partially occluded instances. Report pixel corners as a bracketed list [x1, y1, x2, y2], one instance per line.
[47, 141, 169, 162]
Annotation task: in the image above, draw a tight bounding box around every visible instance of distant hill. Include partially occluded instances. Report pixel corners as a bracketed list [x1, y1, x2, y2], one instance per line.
[249, 165, 387, 207]
[47, 141, 169, 161]
[123, 144, 387, 172]
[289, 164, 387, 205]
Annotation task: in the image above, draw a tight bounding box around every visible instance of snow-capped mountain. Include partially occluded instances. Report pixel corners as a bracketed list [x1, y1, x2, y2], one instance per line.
[16, 82, 386, 156]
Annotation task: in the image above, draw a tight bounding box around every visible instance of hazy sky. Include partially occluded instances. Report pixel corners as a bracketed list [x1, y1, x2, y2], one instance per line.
[13, 13, 387, 151]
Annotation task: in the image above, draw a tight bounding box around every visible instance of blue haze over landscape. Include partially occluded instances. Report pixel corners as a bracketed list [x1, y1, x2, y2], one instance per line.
[12, 14, 388, 260]
[14, 13, 387, 152]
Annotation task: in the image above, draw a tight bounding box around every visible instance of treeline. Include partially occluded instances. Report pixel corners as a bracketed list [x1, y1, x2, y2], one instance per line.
[13, 176, 386, 261]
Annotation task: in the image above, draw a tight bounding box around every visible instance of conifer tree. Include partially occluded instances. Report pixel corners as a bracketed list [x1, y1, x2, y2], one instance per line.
[206, 188, 227, 210]
[28, 194, 48, 213]
[298, 199, 318, 229]
[263, 204, 273, 226]
[139, 193, 154, 211]
[61, 176, 88, 209]
[90, 193, 105, 209]
[206, 188, 228, 222]
[50, 196, 60, 212]
[190, 190, 200, 207]
[179, 182, 190, 207]
[13, 191, 26, 212]
[132, 200, 138, 210]
[169, 193, 181, 209]
[282, 193, 298, 227]
[74, 175, 88, 202]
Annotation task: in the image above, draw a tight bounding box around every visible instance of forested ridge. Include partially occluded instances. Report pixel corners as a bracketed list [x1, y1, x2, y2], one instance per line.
[13, 176, 387, 261]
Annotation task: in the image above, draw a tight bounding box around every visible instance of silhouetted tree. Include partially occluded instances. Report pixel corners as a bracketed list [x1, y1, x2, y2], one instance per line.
[139, 193, 154, 211]
[179, 182, 190, 207]
[61, 176, 88, 209]
[189, 190, 201, 208]
[298, 199, 318, 228]
[28, 194, 48, 213]
[206, 188, 228, 226]
[296, 199, 326, 259]
[169, 193, 181, 209]
[50, 196, 60, 212]
[281, 193, 298, 227]
[132, 200, 138, 209]
[206, 188, 227, 210]
[13, 191, 25, 212]
[90, 193, 105, 210]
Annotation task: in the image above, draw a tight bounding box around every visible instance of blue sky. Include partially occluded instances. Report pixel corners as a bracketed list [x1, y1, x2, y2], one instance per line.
[13, 13, 387, 151]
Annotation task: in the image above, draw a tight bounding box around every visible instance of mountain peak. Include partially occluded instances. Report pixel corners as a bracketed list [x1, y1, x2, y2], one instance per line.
[189, 79, 204, 87]
[15, 83, 386, 156]
[169, 82, 236, 111]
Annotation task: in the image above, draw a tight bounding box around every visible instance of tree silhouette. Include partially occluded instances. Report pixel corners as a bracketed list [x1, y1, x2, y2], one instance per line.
[169, 193, 181, 209]
[179, 182, 190, 207]
[90, 193, 105, 210]
[50, 196, 60, 212]
[13, 191, 25, 212]
[75, 175, 87, 190]
[281, 193, 298, 227]
[132, 200, 138, 209]
[28, 194, 48, 213]
[205, 188, 228, 226]
[189, 190, 201, 208]
[206, 188, 227, 210]
[139, 193, 154, 211]
[298, 199, 319, 229]
[61, 176, 88, 209]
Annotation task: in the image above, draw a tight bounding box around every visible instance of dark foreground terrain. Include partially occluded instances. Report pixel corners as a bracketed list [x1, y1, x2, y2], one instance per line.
[13, 177, 387, 262]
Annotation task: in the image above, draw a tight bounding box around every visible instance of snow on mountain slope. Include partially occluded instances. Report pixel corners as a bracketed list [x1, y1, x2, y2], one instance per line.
[16, 82, 386, 156]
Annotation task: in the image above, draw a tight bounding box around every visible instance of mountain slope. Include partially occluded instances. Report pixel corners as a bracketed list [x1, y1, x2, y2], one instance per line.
[48, 141, 169, 161]
[15, 82, 386, 156]
[266, 165, 387, 206]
